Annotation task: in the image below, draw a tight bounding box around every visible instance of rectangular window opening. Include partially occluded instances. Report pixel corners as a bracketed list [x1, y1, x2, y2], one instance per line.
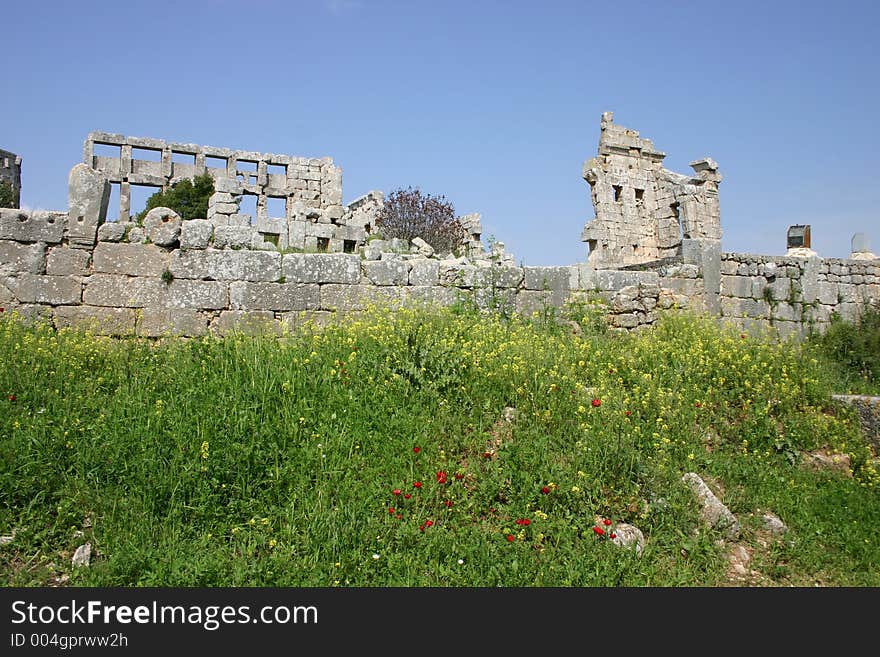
[613, 185, 623, 202]
[171, 151, 196, 165]
[317, 237, 330, 253]
[266, 196, 287, 219]
[93, 143, 121, 159]
[132, 147, 161, 162]
[267, 163, 287, 176]
[343, 239, 356, 253]
[236, 160, 257, 172]
[635, 188, 644, 205]
[106, 183, 121, 222]
[239, 194, 258, 224]
[130, 184, 162, 219]
[206, 155, 227, 170]
[670, 202, 680, 220]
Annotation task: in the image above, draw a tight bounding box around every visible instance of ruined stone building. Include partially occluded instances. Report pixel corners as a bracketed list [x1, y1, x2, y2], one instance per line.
[581, 112, 721, 268]
[0, 148, 21, 208]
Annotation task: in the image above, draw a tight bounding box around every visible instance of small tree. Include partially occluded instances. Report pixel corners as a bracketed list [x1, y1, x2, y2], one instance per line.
[136, 173, 214, 222]
[0, 181, 15, 209]
[375, 187, 467, 256]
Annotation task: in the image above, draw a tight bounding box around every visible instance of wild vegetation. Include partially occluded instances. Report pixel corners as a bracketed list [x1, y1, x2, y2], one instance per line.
[374, 187, 467, 255]
[135, 173, 214, 222]
[0, 302, 877, 586]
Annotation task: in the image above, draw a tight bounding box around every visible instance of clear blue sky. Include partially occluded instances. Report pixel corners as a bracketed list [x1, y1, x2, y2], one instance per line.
[3, 0, 878, 265]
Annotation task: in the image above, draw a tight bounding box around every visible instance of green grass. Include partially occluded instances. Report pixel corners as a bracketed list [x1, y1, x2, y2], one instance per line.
[0, 304, 877, 586]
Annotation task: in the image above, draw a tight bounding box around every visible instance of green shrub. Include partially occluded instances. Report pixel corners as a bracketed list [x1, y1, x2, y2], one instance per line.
[0, 181, 15, 209]
[136, 173, 214, 222]
[809, 302, 880, 391]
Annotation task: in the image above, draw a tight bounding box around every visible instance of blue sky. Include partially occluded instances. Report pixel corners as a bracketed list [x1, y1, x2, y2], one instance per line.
[3, 0, 878, 265]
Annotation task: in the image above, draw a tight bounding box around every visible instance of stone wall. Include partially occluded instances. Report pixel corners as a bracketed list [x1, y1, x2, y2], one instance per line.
[0, 149, 22, 208]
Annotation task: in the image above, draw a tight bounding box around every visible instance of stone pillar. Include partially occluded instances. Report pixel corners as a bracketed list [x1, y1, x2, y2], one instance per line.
[119, 181, 131, 222]
[67, 163, 110, 248]
[682, 238, 721, 315]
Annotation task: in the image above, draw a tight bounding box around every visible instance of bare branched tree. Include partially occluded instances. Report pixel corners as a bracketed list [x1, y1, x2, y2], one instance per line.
[375, 187, 467, 255]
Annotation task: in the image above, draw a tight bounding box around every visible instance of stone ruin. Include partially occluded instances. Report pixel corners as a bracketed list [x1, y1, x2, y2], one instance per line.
[0, 116, 877, 338]
[0, 148, 22, 208]
[581, 112, 721, 268]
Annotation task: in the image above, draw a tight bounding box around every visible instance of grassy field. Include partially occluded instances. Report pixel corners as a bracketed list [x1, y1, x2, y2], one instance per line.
[1, 303, 878, 586]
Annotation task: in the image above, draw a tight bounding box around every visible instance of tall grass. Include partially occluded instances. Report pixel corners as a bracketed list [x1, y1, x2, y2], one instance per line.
[1, 304, 877, 586]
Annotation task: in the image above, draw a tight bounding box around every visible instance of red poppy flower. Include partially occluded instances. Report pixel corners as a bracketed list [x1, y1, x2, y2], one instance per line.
[603, 518, 612, 526]
[506, 534, 515, 542]
[483, 451, 493, 459]
[436, 471, 448, 484]
[0, 307, 4, 312]
[8, 394, 15, 402]
[444, 500, 453, 508]
[392, 488, 402, 496]
[515, 518, 531, 526]
[413, 481, 422, 488]
[396, 514, 403, 520]
[591, 399, 601, 408]
[610, 533, 617, 539]
[454, 473, 464, 480]
[419, 524, 425, 532]
[388, 507, 395, 514]
[413, 447, 421, 454]
[541, 486, 550, 495]
[592, 526, 605, 536]
[695, 402, 702, 408]
[625, 410, 632, 417]
[424, 520, 433, 528]
[404, 493, 412, 499]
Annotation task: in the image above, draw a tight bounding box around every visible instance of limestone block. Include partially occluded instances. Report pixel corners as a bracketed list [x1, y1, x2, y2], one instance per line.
[215, 310, 280, 336]
[282, 253, 361, 284]
[523, 266, 572, 292]
[762, 262, 778, 279]
[319, 284, 402, 311]
[142, 207, 182, 247]
[0, 209, 65, 243]
[84, 275, 161, 307]
[213, 226, 255, 250]
[46, 248, 91, 276]
[229, 282, 319, 311]
[97, 222, 127, 242]
[837, 283, 859, 303]
[594, 270, 658, 292]
[409, 259, 440, 286]
[136, 309, 208, 337]
[612, 313, 639, 328]
[0, 241, 45, 275]
[720, 275, 753, 299]
[67, 164, 110, 248]
[170, 250, 281, 282]
[165, 280, 228, 309]
[439, 263, 477, 287]
[213, 177, 244, 194]
[474, 265, 524, 290]
[771, 302, 800, 322]
[411, 237, 435, 257]
[4, 274, 81, 305]
[332, 224, 366, 242]
[817, 282, 838, 306]
[280, 310, 336, 329]
[364, 259, 411, 286]
[720, 260, 739, 276]
[127, 226, 146, 243]
[53, 306, 137, 335]
[401, 285, 459, 307]
[92, 243, 170, 277]
[362, 244, 381, 261]
[180, 220, 214, 250]
[767, 276, 791, 301]
[682, 472, 740, 539]
[515, 290, 558, 315]
[304, 222, 334, 239]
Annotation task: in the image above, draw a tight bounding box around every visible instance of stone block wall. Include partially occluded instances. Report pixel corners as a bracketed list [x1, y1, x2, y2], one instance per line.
[718, 253, 880, 338]
[0, 149, 22, 208]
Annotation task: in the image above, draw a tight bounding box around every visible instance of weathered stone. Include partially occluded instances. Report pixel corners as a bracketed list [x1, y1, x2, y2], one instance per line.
[97, 221, 127, 242]
[67, 164, 110, 248]
[474, 265, 524, 289]
[53, 306, 137, 335]
[362, 244, 381, 261]
[215, 310, 280, 336]
[229, 282, 319, 311]
[142, 207, 182, 247]
[180, 219, 213, 250]
[408, 259, 440, 286]
[721, 275, 755, 299]
[682, 472, 740, 539]
[320, 284, 402, 311]
[45, 248, 89, 276]
[523, 266, 571, 292]
[439, 262, 477, 287]
[84, 275, 226, 309]
[760, 511, 788, 536]
[612, 312, 639, 328]
[136, 309, 208, 337]
[0, 209, 65, 243]
[400, 285, 459, 307]
[411, 237, 435, 257]
[364, 259, 411, 286]
[0, 241, 45, 275]
[213, 226, 255, 250]
[280, 310, 336, 328]
[170, 250, 281, 282]
[71, 543, 91, 567]
[92, 243, 170, 277]
[127, 226, 146, 243]
[610, 522, 645, 556]
[4, 274, 81, 305]
[283, 253, 360, 284]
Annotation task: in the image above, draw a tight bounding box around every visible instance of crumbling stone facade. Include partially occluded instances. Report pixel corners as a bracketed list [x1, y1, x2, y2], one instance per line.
[0, 119, 877, 338]
[581, 112, 722, 269]
[0, 149, 22, 208]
